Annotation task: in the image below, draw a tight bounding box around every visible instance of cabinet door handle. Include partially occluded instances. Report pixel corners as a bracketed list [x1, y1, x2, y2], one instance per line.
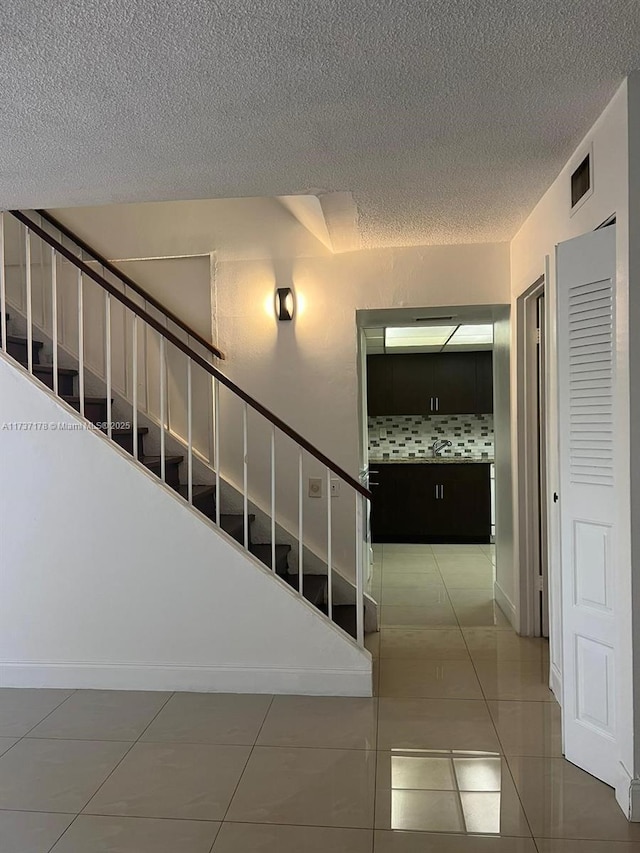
[440, 484, 444, 499]
[434, 484, 438, 500]
[430, 397, 434, 411]
[436, 396, 440, 412]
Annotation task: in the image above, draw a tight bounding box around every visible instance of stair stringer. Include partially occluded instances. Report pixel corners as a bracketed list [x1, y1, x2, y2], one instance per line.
[0, 355, 372, 696]
[3, 299, 379, 630]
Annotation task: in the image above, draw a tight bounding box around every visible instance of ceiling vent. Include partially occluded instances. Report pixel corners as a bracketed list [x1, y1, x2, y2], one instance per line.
[571, 153, 591, 210]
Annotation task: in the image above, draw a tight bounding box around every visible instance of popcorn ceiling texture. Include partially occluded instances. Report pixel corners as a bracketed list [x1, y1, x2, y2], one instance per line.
[369, 415, 494, 460]
[1, 1, 639, 247]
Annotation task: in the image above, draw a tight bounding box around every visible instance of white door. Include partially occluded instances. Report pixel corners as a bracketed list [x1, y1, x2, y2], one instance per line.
[557, 225, 618, 787]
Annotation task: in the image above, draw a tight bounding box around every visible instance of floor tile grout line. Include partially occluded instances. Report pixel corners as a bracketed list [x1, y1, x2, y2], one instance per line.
[217, 694, 276, 830]
[42, 690, 176, 853]
[1, 688, 80, 761]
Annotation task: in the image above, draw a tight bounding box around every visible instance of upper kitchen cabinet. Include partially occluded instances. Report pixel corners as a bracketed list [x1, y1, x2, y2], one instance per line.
[475, 351, 494, 414]
[367, 351, 493, 416]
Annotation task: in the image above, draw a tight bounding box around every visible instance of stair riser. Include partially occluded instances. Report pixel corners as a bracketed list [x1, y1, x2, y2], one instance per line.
[145, 460, 181, 490]
[33, 369, 75, 396]
[66, 399, 108, 425]
[4, 339, 42, 364]
[111, 432, 145, 458]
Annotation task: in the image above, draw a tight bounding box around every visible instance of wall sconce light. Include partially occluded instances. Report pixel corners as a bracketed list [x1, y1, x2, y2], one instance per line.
[276, 287, 295, 321]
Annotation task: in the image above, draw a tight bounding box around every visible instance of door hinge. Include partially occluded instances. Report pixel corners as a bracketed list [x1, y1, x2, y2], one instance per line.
[536, 327, 541, 345]
[535, 575, 544, 593]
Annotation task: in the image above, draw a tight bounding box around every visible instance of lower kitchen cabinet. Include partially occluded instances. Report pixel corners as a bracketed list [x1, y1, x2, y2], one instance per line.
[370, 462, 491, 543]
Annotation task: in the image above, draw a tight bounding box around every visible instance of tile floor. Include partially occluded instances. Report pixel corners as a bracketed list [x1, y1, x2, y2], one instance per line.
[1, 544, 639, 852]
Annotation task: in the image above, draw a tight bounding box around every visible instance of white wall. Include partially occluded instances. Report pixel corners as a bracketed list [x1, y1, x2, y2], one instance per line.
[45, 196, 512, 582]
[510, 75, 637, 807]
[0, 355, 371, 696]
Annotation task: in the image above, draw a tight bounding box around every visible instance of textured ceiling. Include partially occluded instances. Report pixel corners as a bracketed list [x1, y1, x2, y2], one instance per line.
[1, 1, 639, 247]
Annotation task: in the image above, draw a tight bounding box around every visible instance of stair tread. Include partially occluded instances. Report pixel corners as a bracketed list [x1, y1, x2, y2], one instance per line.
[177, 484, 216, 500]
[143, 455, 184, 465]
[332, 604, 357, 638]
[62, 395, 110, 404]
[250, 543, 291, 557]
[110, 427, 149, 435]
[285, 573, 326, 606]
[3, 334, 43, 346]
[22, 363, 77, 375]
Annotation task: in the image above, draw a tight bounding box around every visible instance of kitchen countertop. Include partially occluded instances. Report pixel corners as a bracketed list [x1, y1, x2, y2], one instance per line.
[369, 457, 494, 465]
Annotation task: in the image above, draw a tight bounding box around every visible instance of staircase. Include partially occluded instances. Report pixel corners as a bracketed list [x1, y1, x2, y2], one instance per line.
[0, 213, 366, 644]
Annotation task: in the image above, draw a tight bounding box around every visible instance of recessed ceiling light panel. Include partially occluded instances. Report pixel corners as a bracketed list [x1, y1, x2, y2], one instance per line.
[385, 326, 456, 348]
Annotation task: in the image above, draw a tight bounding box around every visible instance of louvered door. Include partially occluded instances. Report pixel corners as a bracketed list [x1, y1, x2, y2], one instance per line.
[557, 225, 618, 787]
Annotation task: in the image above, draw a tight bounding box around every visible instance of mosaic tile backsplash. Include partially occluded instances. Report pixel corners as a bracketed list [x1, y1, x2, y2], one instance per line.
[369, 414, 494, 460]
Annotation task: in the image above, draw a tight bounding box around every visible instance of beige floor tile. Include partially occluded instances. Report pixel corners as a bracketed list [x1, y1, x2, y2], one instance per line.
[0, 688, 74, 737]
[439, 567, 495, 588]
[375, 753, 530, 835]
[451, 593, 511, 627]
[384, 545, 435, 555]
[50, 815, 220, 852]
[463, 628, 550, 662]
[488, 700, 563, 756]
[431, 545, 488, 555]
[140, 693, 272, 745]
[382, 586, 451, 606]
[534, 841, 640, 852]
[212, 822, 374, 852]
[379, 659, 483, 699]
[474, 660, 555, 702]
[374, 830, 537, 852]
[366, 631, 381, 659]
[381, 604, 458, 627]
[84, 742, 250, 820]
[508, 756, 640, 841]
[0, 738, 130, 813]
[28, 690, 171, 742]
[380, 628, 469, 660]
[226, 746, 375, 828]
[383, 558, 441, 574]
[256, 696, 377, 750]
[381, 572, 446, 589]
[0, 811, 75, 853]
[377, 698, 501, 752]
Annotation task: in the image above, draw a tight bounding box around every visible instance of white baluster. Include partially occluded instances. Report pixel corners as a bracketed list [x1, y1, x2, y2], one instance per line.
[105, 292, 112, 440]
[356, 492, 365, 646]
[159, 335, 166, 482]
[327, 467, 332, 620]
[0, 213, 6, 354]
[214, 378, 221, 526]
[270, 426, 276, 571]
[77, 269, 85, 418]
[243, 402, 249, 550]
[132, 315, 139, 460]
[298, 448, 303, 595]
[51, 248, 58, 396]
[187, 358, 193, 504]
[25, 229, 33, 374]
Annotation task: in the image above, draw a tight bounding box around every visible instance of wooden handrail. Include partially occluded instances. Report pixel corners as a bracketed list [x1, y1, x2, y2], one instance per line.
[32, 208, 225, 361]
[9, 210, 371, 500]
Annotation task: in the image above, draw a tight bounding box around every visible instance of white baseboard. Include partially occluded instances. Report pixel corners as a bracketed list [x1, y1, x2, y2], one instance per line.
[549, 662, 563, 706]
[615, 762, 640, 821]
[494, 580, 517, 629]
[0, 662, 373, 697]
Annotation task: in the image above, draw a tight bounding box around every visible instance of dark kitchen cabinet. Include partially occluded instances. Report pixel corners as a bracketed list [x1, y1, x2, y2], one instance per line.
[475, 351, 494, 414]
[370, 462, 491, 543]
[367, 351, 493, 416]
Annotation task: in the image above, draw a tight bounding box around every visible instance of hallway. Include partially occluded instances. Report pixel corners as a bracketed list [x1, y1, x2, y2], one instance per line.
[0, 546, 638, 851]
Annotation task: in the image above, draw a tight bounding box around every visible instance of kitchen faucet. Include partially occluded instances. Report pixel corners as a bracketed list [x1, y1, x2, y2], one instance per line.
[431, 438, 452, 457]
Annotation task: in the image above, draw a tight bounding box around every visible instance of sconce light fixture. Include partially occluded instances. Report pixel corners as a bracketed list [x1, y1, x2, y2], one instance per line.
[276, 287, 295, 321]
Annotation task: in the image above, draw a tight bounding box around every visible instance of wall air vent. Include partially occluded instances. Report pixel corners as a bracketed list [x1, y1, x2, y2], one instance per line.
[571, 153, 591, 210]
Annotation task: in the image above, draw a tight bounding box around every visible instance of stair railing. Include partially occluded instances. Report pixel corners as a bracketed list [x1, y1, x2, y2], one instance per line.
[0, 209, 371, 646]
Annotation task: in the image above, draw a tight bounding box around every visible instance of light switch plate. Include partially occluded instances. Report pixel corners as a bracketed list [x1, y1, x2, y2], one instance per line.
[309, 477, 322, 498]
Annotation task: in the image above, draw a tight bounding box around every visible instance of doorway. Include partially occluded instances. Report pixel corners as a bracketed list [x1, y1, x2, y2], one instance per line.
[356, 304, 514, 630]
[517, 278, 549, 638]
